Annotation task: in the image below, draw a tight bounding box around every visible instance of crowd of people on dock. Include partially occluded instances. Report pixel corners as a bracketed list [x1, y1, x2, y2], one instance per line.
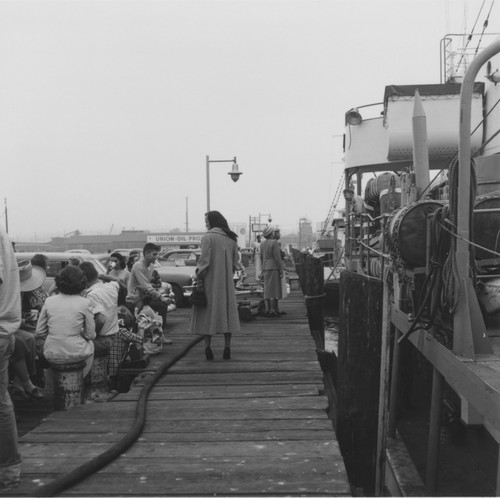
[0, 210, 290, 491]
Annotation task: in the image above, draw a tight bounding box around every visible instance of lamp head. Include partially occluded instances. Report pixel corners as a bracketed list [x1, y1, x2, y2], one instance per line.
[228, 160, 242, 183]
[345, 108, 362, 126]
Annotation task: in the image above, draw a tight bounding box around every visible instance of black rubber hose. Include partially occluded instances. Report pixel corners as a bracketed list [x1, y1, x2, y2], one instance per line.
[31, 335, 204, 497]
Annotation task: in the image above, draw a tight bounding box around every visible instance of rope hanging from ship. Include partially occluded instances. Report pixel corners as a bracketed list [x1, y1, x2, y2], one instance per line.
[455, 0, 495, 72]
[30, 335, 205, 497]
[398, 157, 478, 344]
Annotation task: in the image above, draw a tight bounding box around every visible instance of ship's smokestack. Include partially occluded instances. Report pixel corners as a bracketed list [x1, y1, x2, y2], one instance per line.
[412, 89, 430, 197]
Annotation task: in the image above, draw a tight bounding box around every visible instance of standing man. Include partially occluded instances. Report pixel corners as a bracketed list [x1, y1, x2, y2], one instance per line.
[80, 262, 120, 356]
[127, 243, 172, 344]
[0, 227, 22, 491]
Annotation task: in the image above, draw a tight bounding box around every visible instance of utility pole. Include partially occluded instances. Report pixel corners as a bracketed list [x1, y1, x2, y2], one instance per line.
[185, 197, 189, 232]
[4, 198, 8, 233]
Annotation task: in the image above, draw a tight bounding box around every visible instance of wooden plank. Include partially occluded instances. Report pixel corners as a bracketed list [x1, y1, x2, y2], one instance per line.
[27, 418, 333, 434]
[22, 429, 337, 444]
[16, 459, 351, 496]
[42, 406, 328, 421]
[20, 440, 342, 459]
[142, 371, 324, 385]
[117, 384, 323, 401]
[15, 455, 347, 474]
[164, 361, 320, 374]
[105, 396, 328, 410]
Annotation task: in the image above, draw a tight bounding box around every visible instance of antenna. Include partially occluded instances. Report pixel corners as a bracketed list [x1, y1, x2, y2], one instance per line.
[4, 198, 8, 233]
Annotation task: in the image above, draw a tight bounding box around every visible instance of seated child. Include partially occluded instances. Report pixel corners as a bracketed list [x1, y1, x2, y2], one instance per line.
[134, 288, 164, 355]
[108, 306, 145, 391]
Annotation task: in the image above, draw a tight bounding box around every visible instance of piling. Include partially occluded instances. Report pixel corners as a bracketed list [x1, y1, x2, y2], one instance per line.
[337, 269, 383, 494]
[49, 360, 86, 411]
[86, 347, 110, 400]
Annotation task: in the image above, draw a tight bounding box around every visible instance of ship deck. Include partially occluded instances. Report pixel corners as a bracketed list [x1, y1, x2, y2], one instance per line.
[9, 289, 350, 497]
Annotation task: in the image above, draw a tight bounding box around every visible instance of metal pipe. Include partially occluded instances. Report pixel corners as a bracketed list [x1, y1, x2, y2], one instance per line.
[412, 90, 430, 196]
[206, 155, 210, 212]
[388, 326, 401, 438]
[496, 443, 500, 497]
[425, 367, 444, 495]
[473, 208, 500, 213]
[454, 37, 500, 357]
[457, 36, 500, 277]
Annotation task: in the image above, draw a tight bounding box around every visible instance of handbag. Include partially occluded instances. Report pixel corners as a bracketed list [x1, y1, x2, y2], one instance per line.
[120, 343, 150, 369]
[190, 279, 207, 306]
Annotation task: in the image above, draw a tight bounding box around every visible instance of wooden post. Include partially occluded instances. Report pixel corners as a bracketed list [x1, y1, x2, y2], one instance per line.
[337, 270, 383, 494]
[375, 278, 392, 495]
[425, 367, 444, 495]
[303, 253, 325, 349]
[86, 346, 110, 401]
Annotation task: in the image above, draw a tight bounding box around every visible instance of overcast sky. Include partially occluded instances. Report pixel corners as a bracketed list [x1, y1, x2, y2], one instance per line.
[1, 0, 499, 241]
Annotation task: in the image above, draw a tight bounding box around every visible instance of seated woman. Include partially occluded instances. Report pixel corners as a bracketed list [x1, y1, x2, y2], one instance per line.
[26, 254, 50, 308]
[35, 265, 96, 377]
[100, 252, 130, 306]
[9, 260, 47, 400]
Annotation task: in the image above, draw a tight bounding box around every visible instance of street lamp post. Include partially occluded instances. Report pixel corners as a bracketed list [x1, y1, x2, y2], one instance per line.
[299, 217, 307, 249]
[259, 213, 272, 226]
[206, 155, 242, 212]
[249, 213, 271, 245]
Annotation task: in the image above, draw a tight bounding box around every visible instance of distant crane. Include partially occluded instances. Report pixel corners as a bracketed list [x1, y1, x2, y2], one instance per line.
[109, 224, 114, 235]
[321, 176, 344, 236]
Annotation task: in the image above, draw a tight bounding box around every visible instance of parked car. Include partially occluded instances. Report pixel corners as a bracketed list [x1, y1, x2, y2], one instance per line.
[64, 249, 91, 254]
[155, 249, 201, 306]
[14, 252, 107, 292]
[93, 253, 112, 270]
[157, 249, 200, 266]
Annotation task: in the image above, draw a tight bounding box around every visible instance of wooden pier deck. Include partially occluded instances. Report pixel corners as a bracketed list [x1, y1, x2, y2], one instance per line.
[9, 289, 350, 497]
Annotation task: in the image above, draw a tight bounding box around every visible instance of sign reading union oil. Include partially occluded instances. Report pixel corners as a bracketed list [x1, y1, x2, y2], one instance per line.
[147, 233, 205, 245]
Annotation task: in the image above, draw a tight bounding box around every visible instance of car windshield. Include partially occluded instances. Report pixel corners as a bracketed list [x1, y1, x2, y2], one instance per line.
[158, 252, 198, 267]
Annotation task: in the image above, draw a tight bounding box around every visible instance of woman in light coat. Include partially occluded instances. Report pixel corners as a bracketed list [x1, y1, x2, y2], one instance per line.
[259, 226, 284, 316]
[190, 211, 241, 360]
[36, 266, 96, 376]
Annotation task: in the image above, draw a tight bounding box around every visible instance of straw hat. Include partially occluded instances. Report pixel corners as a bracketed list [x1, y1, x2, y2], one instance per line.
[18, 260, 46, 292]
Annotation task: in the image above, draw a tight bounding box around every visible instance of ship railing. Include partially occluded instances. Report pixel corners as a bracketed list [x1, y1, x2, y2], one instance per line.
[440, 33, 500, 84]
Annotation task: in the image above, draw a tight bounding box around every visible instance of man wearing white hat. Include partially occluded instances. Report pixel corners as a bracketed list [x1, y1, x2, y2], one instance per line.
[0, 226, 22, 491]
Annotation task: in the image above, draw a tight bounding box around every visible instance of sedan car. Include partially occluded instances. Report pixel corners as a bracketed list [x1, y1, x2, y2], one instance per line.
[155, 249, 201, 306]
[14, 252, 107, 292]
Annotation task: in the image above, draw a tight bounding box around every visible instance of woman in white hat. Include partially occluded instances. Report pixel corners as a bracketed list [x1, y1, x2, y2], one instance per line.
[259, 226, 284, 317]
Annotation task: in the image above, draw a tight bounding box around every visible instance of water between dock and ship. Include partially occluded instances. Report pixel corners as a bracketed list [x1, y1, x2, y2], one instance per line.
[322, 304, 498, 497]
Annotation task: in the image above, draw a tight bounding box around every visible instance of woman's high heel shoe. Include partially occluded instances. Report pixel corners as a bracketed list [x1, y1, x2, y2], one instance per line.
[205, 347, 214, 361]
[223, 347, 231, 360]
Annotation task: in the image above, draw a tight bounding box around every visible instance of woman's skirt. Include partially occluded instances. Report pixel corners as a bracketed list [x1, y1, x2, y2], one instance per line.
[263, 270, 282, 299]
[11, 329, 37, 375]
